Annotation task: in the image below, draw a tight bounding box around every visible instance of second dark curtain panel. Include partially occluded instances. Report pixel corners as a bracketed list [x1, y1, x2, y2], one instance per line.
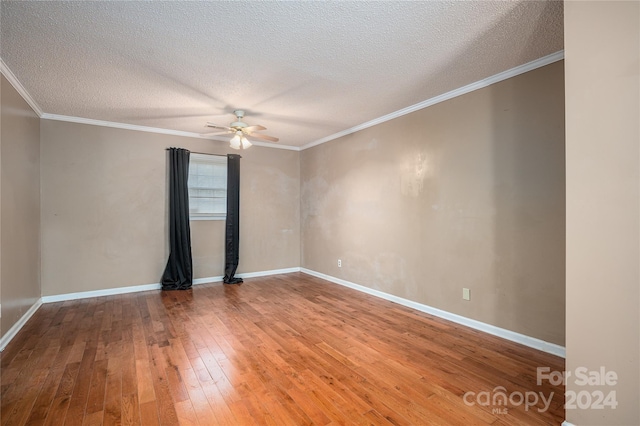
[224, 154, 243, 284]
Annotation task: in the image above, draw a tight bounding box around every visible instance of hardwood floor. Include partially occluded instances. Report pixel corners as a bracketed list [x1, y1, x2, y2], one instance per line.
[1, 272, 565, 425]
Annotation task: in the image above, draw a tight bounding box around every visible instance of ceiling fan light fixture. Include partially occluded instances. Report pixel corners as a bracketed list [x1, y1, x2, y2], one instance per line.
[204, 110, 277, 149]
[230, 132, 242, 150]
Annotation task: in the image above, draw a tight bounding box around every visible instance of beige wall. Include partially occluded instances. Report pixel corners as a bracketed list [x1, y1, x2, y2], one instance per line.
[565, 2, 640, 424]
[301, 62, 566, 345]
[1, 75, 41, 336]
[40, 120, 299, 296]
[1, 73, 2, 335]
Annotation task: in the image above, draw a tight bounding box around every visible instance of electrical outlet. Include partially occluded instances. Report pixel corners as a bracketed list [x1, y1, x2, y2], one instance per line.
[463, 288, 470, 301]
[338, 259, 342, 267]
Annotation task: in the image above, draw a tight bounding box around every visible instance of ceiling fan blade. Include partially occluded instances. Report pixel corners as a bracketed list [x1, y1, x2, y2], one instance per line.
[243, 125, 266, 133]
[248, 133, 279, 142]
[205, 123, 232, 131]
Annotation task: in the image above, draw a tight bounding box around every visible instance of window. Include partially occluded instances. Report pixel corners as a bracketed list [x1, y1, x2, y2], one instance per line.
[188, 153, 227, 220]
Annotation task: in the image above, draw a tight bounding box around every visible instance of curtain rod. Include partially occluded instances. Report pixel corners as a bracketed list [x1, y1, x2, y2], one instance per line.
[165, 148, 227, 157]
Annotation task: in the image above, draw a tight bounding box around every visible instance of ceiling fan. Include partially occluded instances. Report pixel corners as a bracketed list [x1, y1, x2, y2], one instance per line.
[203, 110, 279, 149]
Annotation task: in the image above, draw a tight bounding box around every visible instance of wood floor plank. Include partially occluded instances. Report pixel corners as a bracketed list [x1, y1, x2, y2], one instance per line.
[84, 359, 109, 416]
[103, 356, 123, 426]
[82, 410, 103, 426]
[1, 272, 565, 425]
[2, 368, 50, 426]
[23, 361, 67, 425]
[42, 361, 81, 425]
[120, 393, 140, 426]
[200, 381, 237, 425]
[138, 400, 160, 426]
[174, 399, 199, 426]
[148, 345, 180, 425]
[180, 367, 220, 425]
[43, 396, 72, 426]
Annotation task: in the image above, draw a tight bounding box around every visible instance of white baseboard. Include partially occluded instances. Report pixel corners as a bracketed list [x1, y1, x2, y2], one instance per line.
[193, 267, 302, 283]
[238, 267, 301, 279]
[41, 282, 162, 303]
[300, 268, 566, 358]
[0, 298, 43, 352]
[40, 267, 302, 304]
[8, 267, 564, 360]
[2, 268, 300, 352]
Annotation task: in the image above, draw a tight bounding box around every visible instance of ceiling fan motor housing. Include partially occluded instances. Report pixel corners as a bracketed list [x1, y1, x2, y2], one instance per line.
[230, 110, 247, 129]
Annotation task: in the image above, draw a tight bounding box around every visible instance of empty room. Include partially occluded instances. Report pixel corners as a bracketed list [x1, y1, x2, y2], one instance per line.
[1, 1, 638, 425]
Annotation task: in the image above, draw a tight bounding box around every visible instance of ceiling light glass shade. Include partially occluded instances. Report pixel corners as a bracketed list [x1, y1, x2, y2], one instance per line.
[241, 137, 252, 149]
[229, 134, 242, 150]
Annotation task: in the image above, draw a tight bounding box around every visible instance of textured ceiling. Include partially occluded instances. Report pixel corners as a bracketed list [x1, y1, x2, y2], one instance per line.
[1, 1, 563, 149]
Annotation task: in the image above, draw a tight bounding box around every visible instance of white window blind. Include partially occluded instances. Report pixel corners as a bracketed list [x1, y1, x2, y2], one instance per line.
[188, 153, 227, 220]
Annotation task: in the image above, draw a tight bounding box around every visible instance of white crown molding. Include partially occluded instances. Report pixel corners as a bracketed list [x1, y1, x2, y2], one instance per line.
[0, 62, 296, 150]
[300, 268, 566, 358]
[0, 64, 295, 151]
[301, 50, 565, 150]
[42, 112, 224, 140]
[249, 141, 301, 151]
[0, 298, 43, 352]
[0, 59, 44, 116]
[42, 113, 301, 151]
[4, 51, 562, 152]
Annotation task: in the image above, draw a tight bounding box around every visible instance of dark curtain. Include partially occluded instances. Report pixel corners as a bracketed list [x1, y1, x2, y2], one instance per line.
[161, 148, 193, 290]
[224, 154, 243, 284]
